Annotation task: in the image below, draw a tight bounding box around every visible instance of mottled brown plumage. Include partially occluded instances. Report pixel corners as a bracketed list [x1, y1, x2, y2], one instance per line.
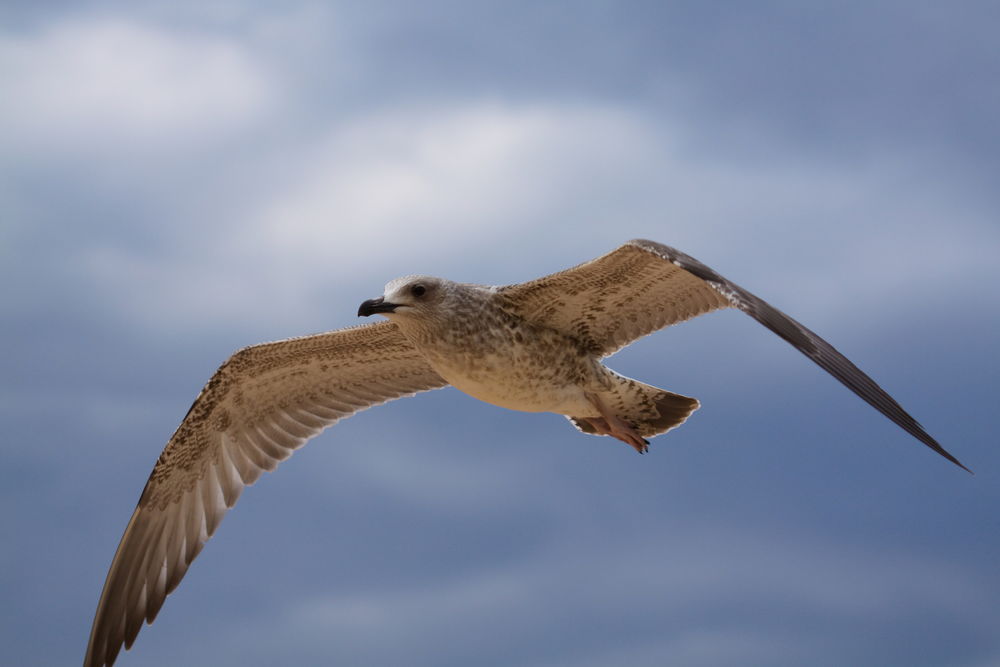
[85, 322, 447, 667]
[85, 239, 967, 667]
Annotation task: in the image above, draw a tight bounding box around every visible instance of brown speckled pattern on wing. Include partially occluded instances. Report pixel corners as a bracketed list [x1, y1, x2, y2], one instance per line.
[84, 321, 446, 667]
[499, 242, 730, 357]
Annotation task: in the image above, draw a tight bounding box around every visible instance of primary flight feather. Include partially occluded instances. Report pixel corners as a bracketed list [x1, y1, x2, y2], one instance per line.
[84, 239, 967, 666]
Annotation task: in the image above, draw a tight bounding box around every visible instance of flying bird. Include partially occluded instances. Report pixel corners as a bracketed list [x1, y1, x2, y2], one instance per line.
[84, 239, 967, 666]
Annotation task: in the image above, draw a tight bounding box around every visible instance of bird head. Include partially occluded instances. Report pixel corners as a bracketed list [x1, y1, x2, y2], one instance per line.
[358, 275, 449, 320]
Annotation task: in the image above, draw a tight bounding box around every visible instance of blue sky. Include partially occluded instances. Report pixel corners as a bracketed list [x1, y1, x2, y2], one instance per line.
[2, 2, 999, 665]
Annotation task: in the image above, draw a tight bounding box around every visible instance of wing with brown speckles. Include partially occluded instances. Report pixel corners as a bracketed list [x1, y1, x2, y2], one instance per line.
[501, 239, 968, 472]
[84, 321, 447, 667]
[499, 241, 730, 356]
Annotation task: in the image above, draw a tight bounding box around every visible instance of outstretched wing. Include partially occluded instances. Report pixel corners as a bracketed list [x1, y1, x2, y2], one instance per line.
[498, 241, 731, 356]
[500, 239, 968, 472]
[84, 321, 447, 667]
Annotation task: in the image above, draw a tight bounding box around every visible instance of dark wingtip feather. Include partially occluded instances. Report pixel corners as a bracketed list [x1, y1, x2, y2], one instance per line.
[920, 434, 972, 474]
[629, 239, 970, 472]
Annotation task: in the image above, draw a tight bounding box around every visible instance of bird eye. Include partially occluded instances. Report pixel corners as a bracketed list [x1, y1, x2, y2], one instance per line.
[410, 284, 426, 297]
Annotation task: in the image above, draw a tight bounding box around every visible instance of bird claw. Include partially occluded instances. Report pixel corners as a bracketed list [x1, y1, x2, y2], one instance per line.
[582, 394, 650, 454]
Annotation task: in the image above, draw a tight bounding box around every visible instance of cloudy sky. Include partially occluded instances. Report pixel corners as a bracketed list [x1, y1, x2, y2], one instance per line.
[3, 1, 999, 665]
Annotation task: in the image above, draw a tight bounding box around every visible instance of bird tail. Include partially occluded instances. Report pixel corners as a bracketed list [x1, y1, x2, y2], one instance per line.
[568, 377, 700, 438]
[642, 387, 701, 436]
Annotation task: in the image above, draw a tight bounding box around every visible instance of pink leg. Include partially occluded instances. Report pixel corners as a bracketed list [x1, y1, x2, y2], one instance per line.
[580, 416, 613, 436]
[583, 393, 649, 454]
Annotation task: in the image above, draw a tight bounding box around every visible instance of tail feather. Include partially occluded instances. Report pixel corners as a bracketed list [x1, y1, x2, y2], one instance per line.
[643, 390, 700, 436]
[568, 377, 700, 439]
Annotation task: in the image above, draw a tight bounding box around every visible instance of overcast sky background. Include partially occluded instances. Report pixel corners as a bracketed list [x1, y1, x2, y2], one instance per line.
[2, 2, 999, 666]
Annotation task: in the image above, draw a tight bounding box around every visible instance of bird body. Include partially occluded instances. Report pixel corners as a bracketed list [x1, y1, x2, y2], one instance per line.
[84, 239, 968, 667]
[361, 275, 698, 449]
[377, 278, 603, 415]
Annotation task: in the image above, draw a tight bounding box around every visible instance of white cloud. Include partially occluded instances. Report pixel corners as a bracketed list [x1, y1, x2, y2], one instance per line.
[244, 102, 660, 274]
[0, 19, 274, 154]
[78, 102, 665, 334]
[65, 96, 997, 341]
[230, 102, 1000, 334]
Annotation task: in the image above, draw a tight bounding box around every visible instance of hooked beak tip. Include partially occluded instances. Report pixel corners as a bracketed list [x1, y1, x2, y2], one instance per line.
[358, 297, 397, 317]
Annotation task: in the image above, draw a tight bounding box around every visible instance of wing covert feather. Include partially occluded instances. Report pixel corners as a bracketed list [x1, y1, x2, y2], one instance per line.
[498, 243, 729, 356]
[85, 321, 446, 667]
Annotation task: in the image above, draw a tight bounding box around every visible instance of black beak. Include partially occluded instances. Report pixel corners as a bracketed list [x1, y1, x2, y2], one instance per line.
[358, 297, 398, 317]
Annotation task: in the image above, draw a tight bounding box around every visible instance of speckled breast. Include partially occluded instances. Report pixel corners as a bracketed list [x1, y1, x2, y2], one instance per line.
[418, 320, 600, 416]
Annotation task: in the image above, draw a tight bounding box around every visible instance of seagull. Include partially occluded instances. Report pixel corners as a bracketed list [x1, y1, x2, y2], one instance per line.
[84, 239, 967, 666]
